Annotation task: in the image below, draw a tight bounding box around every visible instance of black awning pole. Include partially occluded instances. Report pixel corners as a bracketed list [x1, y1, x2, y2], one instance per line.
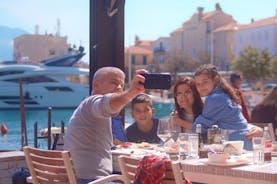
[19, 78, 28, 149]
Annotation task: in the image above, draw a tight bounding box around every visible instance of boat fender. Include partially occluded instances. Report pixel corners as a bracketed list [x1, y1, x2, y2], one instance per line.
[1, 123, 8, 135]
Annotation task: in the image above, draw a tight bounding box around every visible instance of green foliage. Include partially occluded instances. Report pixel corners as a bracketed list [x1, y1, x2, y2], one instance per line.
[260, 49, 272, 78]
[231, 46, 274, 80]
[271, 56, 277, 76]
[162, 50, 209, 74]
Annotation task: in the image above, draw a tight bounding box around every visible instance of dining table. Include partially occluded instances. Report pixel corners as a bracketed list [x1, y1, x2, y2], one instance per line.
[180, 154, 277, 184]
[111, 142, 277, 184]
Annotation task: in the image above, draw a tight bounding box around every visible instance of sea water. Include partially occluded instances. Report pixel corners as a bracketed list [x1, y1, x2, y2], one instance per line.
[0, 102, 174, 150]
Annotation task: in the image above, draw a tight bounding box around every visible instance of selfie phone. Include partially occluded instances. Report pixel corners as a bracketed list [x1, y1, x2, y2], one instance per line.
[141, 73, 171, 89]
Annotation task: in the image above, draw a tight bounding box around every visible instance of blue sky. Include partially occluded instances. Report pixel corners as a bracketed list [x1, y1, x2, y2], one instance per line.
[0, 0, 276, 62]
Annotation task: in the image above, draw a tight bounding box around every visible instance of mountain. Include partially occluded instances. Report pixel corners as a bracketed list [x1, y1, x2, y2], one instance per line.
[0, 26, 28, 61]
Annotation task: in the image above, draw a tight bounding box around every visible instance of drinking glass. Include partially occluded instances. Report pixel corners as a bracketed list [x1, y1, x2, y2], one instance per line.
[221, 129, 230, 143]
[157, 118, 170, 143]
[168, 116, 182, 143]
[187, 133, 199, 159]
[178, 133, 189, 160]
[252, 137, 264, 165]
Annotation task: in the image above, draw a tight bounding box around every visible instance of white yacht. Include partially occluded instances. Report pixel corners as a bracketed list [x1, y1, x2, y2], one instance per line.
[0, 55, 89, 110]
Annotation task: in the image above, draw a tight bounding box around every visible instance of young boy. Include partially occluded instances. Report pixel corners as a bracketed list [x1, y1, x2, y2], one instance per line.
[126, 93, 161, 143]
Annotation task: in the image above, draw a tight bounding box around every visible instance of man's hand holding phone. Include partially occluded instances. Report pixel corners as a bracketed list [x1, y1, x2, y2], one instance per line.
[141, 73, 171, 90]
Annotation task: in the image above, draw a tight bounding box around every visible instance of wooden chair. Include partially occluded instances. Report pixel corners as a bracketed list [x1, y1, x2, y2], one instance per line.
[23, 146, 126, 184]
[118, 155, 176, 184]
[251, 123, 275, 142]
[171, 161, 185, 184]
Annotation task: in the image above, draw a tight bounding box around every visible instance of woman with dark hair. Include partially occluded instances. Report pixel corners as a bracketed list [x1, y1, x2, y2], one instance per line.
[251, 86, 277, 130]
[171, 77, 203, 132]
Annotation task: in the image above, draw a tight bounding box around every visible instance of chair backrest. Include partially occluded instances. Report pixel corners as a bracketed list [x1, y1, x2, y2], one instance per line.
[23, 146, 77, 184]
[171, 161, 185, 184]
[252, 123, 275, 142]
[118, 155, 176, 184]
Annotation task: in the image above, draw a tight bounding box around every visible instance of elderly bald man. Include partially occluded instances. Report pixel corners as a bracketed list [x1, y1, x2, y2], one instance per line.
[64, 67, 147, 184]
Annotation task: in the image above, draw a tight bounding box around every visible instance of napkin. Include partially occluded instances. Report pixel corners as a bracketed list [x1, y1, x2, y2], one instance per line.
[134, 154, 191, 184]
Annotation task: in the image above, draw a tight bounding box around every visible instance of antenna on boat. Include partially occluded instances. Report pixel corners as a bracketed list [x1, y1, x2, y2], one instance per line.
[56, 18, 61, 37]
[35, 24, 39, 35]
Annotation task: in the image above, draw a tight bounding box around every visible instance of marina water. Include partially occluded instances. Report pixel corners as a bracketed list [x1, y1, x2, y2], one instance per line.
[0, 102, 174, 150]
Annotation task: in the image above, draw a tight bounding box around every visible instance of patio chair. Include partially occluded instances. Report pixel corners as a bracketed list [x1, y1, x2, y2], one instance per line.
[118, 155, 176, 184]
[23, 146, 126, 184]
[171, 161, 185, 184]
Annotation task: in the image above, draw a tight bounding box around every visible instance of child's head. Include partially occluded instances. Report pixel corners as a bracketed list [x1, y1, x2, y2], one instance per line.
[131, 94, 155, 127]
[230, 72, 243, 89]
[194, 64, 220, 97]
[194, 64, 240, 104]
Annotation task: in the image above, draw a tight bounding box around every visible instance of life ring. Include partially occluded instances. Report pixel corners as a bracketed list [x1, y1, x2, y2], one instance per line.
[1, 123, 8, 135]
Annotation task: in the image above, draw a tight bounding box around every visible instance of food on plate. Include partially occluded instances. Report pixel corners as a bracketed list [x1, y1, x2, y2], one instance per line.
[223, 141, 244, 155]
[207, 144, 224, 152]
[137, 142, 151, 148]
[119, 142, 133, 148]
[223, 143, 240, 155]
[208, 152, 230, 163]
[165, 143, 179, 154]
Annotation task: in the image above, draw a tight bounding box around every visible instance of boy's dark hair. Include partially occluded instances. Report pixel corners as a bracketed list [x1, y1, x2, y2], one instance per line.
[131, 93, 153, 108]
[230, 72, 242, 84]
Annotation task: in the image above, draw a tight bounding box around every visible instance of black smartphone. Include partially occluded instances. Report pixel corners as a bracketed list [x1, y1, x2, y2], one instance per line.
[141, 73, 171, 89]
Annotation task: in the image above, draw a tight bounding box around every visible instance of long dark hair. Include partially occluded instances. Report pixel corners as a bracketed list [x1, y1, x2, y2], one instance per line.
[194, 64, 241, 104]
[173, 77, 203, 120]
[259, 86, 277, 108]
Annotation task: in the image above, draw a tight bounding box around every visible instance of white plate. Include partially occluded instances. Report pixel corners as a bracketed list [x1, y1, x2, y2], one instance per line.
[201, 158, 250, 167]
[111, 149, 147, 155]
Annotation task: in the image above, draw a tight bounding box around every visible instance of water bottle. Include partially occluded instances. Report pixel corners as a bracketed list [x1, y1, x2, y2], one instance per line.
[263, 127, 272, 162]
[196, 124, 206, 158]
[196, 124, 204, 150]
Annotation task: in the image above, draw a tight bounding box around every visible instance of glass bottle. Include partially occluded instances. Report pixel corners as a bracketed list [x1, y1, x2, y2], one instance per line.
[207, 125, 220, 144]
[263, 126, 272, 162]
[196, 124, 204, 149]
[196, 124, 206, 158]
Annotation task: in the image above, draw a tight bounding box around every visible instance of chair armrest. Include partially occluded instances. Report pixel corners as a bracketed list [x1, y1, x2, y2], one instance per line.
[88, 174, 126, 184]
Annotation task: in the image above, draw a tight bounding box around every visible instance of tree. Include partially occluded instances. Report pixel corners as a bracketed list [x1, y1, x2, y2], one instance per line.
[259, 49, 272, 78]
[162, 50, 199, 73]
[147, 59, 161, 73]
[270, 56, 277, 79]
[231, 46, 272, 80]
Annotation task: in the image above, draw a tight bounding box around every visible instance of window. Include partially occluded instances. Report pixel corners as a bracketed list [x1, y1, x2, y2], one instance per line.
[158, 55, 165, 64]
[239, 36, 243, 43]
[0, 70, 24, 76]
[5, 76, 56, 84]
[49, 49, 55, 55]
[131, 55, 136, 64]
[258, 31, 261, 40]
[264, 30, 269, 40]
[45, 86, 73, 92]
[159, 42, 164, 50]
[142, 55, 147, 64]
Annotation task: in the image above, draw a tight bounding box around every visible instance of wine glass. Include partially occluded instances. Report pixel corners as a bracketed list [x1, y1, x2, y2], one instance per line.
[157, 118, 170, 143]
[169, 115, 181, 141]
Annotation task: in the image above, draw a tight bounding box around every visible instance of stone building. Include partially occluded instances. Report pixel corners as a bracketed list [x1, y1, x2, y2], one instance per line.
[14, 34, 70, 64]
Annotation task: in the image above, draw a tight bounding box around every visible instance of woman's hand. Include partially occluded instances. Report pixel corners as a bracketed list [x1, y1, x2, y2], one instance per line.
[245, 125, 263, 141]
